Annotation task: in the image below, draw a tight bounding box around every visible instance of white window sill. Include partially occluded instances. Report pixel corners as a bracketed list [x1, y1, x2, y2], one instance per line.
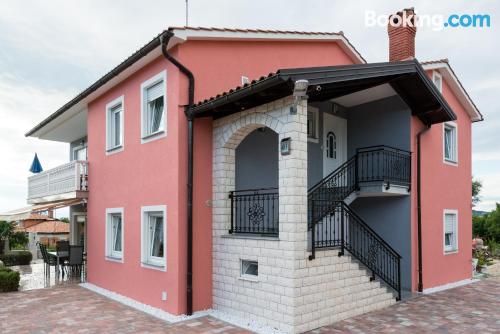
[141, 130, 166, 144]
[238, 275, 259, 283]
[444, 249, 458, 255]
[105, 256, 123, 263]
[141, 261, 166, 272]
[106, 145, 123, 155]
[443, 159, 458, 166]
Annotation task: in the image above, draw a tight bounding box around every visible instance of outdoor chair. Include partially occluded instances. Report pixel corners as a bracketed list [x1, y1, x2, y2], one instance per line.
[38, 243, 58, 276]
[63, 245, 84, 278]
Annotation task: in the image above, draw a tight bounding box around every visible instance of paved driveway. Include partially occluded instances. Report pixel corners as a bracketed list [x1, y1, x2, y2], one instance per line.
[311, 276, 500, 334]
[0, 277, 499, 333]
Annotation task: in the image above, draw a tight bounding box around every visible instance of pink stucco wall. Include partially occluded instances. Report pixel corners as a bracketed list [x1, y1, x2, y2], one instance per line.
[86, 39, 358, 314]
[410, 71, 473, 290]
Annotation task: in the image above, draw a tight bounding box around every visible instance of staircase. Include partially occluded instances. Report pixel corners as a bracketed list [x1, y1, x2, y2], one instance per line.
[308, 145, 411, 301]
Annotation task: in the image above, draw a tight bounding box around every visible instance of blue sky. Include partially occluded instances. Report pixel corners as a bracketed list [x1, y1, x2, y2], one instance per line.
[0, 0, 498, 216]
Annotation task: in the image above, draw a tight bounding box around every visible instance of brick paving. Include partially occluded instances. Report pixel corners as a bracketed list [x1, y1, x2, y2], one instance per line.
[0, 276, 499, 333]
[310, 276, 500, 334]
[0, 285, 250, 334]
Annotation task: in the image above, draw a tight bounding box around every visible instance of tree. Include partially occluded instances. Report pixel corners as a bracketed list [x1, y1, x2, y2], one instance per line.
[59, 217, 70, 224]
[473, 204, 500, 243]
[472, 178, 482, 206]
[0, 221, 15, 255]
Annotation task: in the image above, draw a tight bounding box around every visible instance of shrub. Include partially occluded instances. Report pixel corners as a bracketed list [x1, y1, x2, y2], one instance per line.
[0, 251, 32, 266]
[0, 267, 20, 292]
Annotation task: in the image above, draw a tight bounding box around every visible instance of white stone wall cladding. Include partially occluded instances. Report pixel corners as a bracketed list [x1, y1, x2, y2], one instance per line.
[212, 96, 395, 334]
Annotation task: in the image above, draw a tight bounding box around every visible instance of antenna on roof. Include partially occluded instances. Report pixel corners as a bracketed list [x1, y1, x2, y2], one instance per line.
[185, 0, 189, 27]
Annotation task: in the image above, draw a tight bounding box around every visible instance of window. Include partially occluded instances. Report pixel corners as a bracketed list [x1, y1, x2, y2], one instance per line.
[307, 107, 319, 142]
[433, 71, 443, 93]
[443, 122, 458, 164]
[241, 260, 258, 278]
[141, 71, 166, 142]
[326, 132, 337, 159]
[141, 205, 167, 269]
[105, 208, 124, 261]
[73, 145, 87, 161]
[444, 210, 458, 253]
[106, 96, 124, 153]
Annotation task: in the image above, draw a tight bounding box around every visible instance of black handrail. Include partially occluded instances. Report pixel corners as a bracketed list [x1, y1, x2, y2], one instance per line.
[229, 188, 279, 236]
[307, 145, 409, 300]
[309, 201, 401, 300]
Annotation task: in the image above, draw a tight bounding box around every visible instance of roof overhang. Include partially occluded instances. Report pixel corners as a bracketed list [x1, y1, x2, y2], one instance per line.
[422, 60, 483, 122]
[192, 59, 456, 125]
[26, 27, 365, 142]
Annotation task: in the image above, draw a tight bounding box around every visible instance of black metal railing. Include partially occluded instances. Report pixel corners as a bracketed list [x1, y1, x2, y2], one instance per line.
[229, 188, 279, 236]
[307, 145, 409, 300]
[308, 157, 357, 225]
[357, 146, 411, 189]
[309, 201, 401, 300]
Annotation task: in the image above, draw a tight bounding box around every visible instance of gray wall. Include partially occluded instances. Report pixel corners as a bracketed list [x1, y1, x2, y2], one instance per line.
[350, 197, 412, 290]
[347, 96, 411, 156]
[346, 96, 412, 291]
[235, 128, 278, 190]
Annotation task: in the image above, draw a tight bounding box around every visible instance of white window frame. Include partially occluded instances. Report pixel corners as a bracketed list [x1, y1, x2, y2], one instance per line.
[141, 71, 167, 143]
[72, 144, 87, 161]
[443, 209, 458, 254]
[240, 259, 258, 281]
[433, 71, 443, 93]
[105, 95, 124, 154]
[307, 106, 320, 143]
[443, 121, 458, 165]
[141, 205, 167, 270]
[105, 208, 124, 262]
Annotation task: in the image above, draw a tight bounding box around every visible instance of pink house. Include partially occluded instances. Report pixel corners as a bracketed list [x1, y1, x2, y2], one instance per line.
[25, 8, 482, 333]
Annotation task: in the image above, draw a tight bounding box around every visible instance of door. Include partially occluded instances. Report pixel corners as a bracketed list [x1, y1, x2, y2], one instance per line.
[323, 113, 347, 177]
[73, 145, 87, 161]
[72, 213, 87, 252]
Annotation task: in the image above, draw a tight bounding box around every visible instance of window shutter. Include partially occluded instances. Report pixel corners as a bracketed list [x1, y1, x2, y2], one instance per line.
[445, 213, 456, 233]
[147, 81, 163, 102]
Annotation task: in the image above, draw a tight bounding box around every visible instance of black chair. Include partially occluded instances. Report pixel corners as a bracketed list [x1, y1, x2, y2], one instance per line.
[38, 243, 58, 276]
[63, 245, 84, 277]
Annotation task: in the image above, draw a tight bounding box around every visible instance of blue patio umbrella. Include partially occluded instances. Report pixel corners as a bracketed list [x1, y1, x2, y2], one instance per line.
[29, 153, 43, 173]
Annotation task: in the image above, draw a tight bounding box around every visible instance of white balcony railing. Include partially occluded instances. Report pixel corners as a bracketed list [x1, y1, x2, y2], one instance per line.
[27, 160, 88, 202]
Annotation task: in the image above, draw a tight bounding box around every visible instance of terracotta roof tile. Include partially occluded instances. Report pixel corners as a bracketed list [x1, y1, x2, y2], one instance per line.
[22, 221, 69, 234]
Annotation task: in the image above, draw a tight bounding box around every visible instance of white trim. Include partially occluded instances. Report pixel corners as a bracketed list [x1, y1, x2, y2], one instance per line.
[443, 209, 458, 254]
[140, 71, 167, 143]
[105, 95, 125, 155]
[422, 278, 478, 294]
[171, 28, 366, 65]
[443, 121, 458, 165]
[80, 283, 286, 333]
[105, 207, 124, 262]
[140, 205, 167, 271]
[432, 71, 443, 93]
[422, 62, 482, 122]
[307, 106, 320, 143]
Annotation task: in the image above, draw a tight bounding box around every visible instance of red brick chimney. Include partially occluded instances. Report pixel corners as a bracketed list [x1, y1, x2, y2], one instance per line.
[388, 8, 417, 61]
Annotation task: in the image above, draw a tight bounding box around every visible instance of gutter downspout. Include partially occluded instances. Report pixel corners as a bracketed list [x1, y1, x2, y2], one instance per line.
[417, 124, 431, 293]
[160, 31, 195, 315]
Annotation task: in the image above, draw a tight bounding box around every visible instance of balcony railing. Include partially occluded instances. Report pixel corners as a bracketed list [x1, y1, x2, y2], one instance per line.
[28, 160, 88, 202]
[229, 188, 279, 236]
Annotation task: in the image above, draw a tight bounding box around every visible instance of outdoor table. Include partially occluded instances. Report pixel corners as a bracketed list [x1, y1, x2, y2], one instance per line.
[48, 251, 68, 275]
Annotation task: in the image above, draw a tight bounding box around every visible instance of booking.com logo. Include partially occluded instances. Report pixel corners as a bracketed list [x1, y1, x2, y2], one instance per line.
[365, 10, 491, 31]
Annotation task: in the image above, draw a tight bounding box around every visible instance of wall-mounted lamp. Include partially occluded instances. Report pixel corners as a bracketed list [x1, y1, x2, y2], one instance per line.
[290, 79, 309, 115]
[280, 137, 291, 155]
